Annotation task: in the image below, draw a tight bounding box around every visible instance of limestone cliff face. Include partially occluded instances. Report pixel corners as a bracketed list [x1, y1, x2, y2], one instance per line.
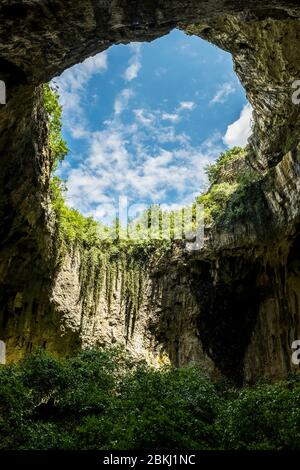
[50, 245, 220, 377]
[0, 1, 300, 382]
[0, 85, 56, 361]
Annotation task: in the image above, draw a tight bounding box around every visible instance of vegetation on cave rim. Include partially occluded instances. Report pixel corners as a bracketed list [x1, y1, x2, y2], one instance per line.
[205, 146, 247, 185]
[199, 146, 263, 224]
[1, 347, 300, 450]
[43, 84, 69, 172]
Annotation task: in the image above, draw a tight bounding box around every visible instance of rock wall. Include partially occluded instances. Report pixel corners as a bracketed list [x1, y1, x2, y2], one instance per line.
[50, 246, 219, 377]
[0, 1, 300, 382]
[0, 84, 56, 362]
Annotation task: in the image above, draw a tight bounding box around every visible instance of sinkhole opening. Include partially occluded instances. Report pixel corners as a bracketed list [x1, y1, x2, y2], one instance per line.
[47, 28, 252, 244]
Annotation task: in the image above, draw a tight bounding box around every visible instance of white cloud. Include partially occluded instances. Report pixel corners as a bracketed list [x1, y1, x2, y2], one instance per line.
[135, 103, 194, 130]
[156, 127, 189, 145]
[60, 106, 223, 222]
[124, 43, 142, 81]
[55, 52, 107, 93]
[179, 101, 195, 111]
[223, 104, 253, 147]
[53, 52, 108, 136]
[114, 88, 134, 115]
[125, 62, 141, 81]
[134, 109, 155, 126]
[209, 82, 235, 105]
[161, 112, 180, 123]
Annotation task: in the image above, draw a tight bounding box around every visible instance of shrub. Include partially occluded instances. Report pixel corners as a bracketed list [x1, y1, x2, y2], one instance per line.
[196, 182, 238, 224]
[43, 84, 69, 171]
[205, 147, 246, 185]
[1, 348, 299, 450]
[197, 151, 263, 225]
[218, 380, 300, 450]
[104, 366, 221, 450]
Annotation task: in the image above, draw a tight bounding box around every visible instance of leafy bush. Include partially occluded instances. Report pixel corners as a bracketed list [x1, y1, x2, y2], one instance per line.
[103, 366, 220, 450]
[223, 170, 263, 221]
[196, 183, 238, 224]
[197, 149, 263, 224]
[218, 380, 300, 450]
[205, 147, 246, 185]
[0, 348, 300, 450]
[43, 84, 69, 171]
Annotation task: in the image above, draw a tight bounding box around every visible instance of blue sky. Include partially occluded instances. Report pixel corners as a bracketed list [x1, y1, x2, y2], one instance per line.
[54, 29, 252, 224]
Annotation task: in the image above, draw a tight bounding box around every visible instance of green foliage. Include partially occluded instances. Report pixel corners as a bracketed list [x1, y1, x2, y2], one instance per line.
[50, 176, 109, 247]
[109, 366, 220, 450]
[224, 169, 263, 221]
[197, 148, 263, 224]
[127, 204, 200, 243]
[1, 349, 300, 450]
[43, 84, 69, 171]
[218, 379, 300, 449]
[205, 147, 246, 185]
[196, 183, 238, 224]
[51, 180, 172, 258]
[237, 168, 261, 187]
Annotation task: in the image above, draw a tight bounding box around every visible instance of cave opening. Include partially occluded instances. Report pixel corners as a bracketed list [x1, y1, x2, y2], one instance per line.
[50, 28, 252, 230]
